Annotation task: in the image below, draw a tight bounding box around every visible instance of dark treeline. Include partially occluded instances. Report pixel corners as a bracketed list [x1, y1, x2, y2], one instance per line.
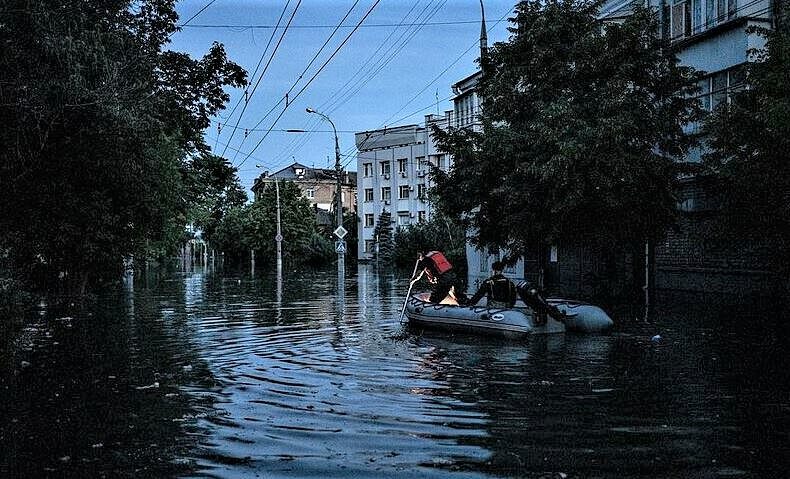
[431, 0, 790, 295]
[0, 1, 247, 297]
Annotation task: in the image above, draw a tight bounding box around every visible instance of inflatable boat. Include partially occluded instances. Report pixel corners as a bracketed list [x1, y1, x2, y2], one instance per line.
[404, 293, 613, 337]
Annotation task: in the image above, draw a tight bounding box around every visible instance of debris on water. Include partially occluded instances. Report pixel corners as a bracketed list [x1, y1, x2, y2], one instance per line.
[20, 361, 30, 368]
[651, 334, 661, 343]
[135, 382, 159, 390]
[182, 365, 193, 372]
[59, 456, 70, 462]
[92, 443, 103, 449]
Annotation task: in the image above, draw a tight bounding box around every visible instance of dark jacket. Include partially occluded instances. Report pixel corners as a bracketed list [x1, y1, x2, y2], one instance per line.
[468, 273, 517, 308]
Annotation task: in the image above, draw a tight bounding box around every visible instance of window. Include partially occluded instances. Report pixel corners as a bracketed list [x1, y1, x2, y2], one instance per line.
[306, 188, 315, 199]
[381, 187, 391, 201]
[398, 185, 410, 199]
[416, 156, 426, 170]
[365, 240, 375, 253]
[429, 154, 446, 170]
[696, 67, 746, 112]
[674, 0, 738, 39]
[363, 163, 372, 177]
[379, 161, 391, 176]
[364, 188, 373, 202]
[397, 211, 411, 226]
[418, 210, 426, 223]
[364, 213, 374, 227]
[417, 184, 427, 199]
[397, 158, 408, 173]
[671, 0, 690, 40]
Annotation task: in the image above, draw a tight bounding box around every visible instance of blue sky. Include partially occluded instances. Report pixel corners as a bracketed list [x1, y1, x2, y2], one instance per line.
[169, 0, 515, 193]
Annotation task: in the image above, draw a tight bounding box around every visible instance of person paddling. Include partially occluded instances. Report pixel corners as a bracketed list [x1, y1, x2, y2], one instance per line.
[410, 250, 466, 305]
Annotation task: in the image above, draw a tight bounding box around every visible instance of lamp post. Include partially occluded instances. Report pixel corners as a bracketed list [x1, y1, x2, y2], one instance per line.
[306, 107, 345, 288]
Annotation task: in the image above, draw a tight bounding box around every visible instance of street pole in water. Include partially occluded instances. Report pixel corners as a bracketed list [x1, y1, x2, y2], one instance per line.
[306, 107, 345, 292]
[275, 177, 283, 279]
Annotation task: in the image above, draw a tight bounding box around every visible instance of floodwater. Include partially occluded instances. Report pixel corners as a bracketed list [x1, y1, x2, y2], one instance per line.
[1, 266, 789, 478]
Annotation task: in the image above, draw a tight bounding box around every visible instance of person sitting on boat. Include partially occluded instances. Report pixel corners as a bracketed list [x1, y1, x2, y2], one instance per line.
[516, 279, 566, 325]
[467, 261, 518, 309]
[410, 250, 467, 305]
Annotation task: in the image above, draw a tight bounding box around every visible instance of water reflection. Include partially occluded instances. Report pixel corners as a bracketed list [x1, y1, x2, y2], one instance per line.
[2, 266, 789, 478]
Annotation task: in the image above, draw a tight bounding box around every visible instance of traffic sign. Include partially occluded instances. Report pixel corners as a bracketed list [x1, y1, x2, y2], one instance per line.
[335, 240, 346, 254]
[333, 226, 348, 239]
[275, 233, 283, 242]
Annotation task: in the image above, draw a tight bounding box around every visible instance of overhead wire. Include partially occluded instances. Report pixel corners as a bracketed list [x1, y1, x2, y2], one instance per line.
[182, 20, 488, 29]
[237, 0, 383, 169]
[266, 0, 425, 166]
[270, 0, 451, 169]
[215, 0, 293, 152]
[338, 8, 513, 169]
[169, 0, 218, 39]
[219, 0, 302, 158]
[229, 0, 362, 163]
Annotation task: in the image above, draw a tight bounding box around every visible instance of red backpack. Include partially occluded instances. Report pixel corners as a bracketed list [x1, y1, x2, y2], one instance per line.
[425, 251, 453, 276]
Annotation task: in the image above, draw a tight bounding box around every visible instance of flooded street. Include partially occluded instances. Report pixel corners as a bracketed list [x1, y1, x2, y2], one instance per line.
[2, 266, 789, 478]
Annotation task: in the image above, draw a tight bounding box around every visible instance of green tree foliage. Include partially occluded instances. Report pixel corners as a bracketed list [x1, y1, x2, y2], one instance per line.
[0, 0, 246, 292]
[184, 153, 247, 247]
[393, 215, 467, 272]
[243, 181, 315, 265]
[702, 5, 790, 273]
[431, 0, 700, 259]
[372, 211, 394, 266]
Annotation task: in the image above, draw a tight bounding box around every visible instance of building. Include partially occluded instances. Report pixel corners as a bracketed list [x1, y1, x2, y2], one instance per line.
[252, 162, 357, 227]
[466, 0, 777, 296]
[649, 0, 775, 293]
[355, 116, 454, 261]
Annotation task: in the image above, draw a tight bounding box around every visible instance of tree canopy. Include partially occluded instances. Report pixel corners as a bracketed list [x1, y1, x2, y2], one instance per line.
[431, 0, 700, 258]
[0, 0, 246, 292]
[702, 5, 790, 273]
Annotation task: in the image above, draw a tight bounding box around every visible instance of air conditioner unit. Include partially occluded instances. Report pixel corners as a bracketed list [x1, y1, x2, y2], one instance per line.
[384, 173, 390, 180]
[384, 200, 391, 205]
[400, 171, 407, 178]
[409, 212, 415, 218]
[408, 185, 414, 191]
[417, 170, 425, 177]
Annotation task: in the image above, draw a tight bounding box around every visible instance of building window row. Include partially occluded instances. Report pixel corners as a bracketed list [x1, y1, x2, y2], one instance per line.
[362, 184, 427, 202]
[362, 157, 447, 179]
[670, 0, 737, 41]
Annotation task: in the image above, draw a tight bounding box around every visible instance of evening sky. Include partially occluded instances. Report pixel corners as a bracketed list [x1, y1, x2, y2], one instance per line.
[169, 0, 514, 192]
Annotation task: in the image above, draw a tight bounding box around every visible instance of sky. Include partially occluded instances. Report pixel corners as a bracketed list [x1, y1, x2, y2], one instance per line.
[168, 0, 515, 193]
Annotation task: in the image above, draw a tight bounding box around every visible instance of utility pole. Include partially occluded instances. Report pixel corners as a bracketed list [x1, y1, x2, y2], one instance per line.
[275, 177, 283, 278]
[306, 107, 345, 291]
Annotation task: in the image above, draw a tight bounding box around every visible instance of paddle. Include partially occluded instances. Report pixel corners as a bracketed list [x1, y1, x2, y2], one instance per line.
[399, 258, 422, 323]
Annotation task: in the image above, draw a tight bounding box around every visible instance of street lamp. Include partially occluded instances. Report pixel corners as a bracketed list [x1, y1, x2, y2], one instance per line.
[306, 107, 345, 286]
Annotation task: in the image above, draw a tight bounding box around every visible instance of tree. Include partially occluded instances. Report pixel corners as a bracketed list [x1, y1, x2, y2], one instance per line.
[372, 211, 394, 267]
[0, 0, 246, 293]
[702, 4, 790, 274]
[393, 215, 467, 271]
[243, 181, 315, 265]
[184, 153, 247, 248]
[432, 0, 700, 262]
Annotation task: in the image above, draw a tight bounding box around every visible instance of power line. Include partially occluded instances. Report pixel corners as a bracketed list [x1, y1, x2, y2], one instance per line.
[216, 0, 293, 152]
[170, 0, 218, 39]
[181, 20, 485, 29]
[220, 0, 302, 158]
[230, 0, 362, 163]
[266, 0, 425, 166]
[238, 0, 383, 169]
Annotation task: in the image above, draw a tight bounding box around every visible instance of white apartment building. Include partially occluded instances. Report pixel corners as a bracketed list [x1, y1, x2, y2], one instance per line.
[355, 115, 454, 261]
